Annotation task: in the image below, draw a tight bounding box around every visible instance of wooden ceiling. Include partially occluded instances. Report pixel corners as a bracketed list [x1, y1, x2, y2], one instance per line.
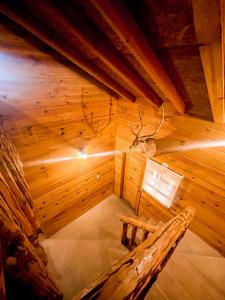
[0, 0, 223, 121]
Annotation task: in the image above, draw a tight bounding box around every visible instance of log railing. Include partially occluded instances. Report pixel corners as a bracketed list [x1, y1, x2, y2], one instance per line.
[0, 127, 62, 299]
[73, 206, 195, 300]
[0, 243, 6, 300]
[120, 216, 161, 248]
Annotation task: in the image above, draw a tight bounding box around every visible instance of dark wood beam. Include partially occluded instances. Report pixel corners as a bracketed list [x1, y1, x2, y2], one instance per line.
[91, 0, 187, 113]
[0, 3, 136, 103]
[26, 0, 162, 107]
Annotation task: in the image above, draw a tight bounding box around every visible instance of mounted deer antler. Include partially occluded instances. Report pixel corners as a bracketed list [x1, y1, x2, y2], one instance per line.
[130, 105, 164, 156]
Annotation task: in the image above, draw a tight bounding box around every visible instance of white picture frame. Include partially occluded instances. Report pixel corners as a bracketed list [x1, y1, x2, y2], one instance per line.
[142, 159, 183, 208]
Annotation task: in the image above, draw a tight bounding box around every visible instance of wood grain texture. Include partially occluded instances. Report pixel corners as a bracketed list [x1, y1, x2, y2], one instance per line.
[0, 0, 215, 120]
[192, 0, 224, 123]
[0, 19, 116, 236]
[120, 216, 160, 233]
[123, 153, 145, 210]
[0, 2, 136, 103]
[91, 0, 186, 113]
[92, 0, 212, 120]
[199, 43, 224, 123]
[0, 127, 61, 299]
[115, 100, 225, 256]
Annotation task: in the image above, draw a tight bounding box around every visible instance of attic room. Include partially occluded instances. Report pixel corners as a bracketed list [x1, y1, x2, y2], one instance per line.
[0, 0, 224, 299]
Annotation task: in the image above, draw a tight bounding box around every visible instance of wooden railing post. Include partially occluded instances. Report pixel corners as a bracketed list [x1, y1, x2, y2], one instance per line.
[142, 230, 149, 242]
[121, 222, 128, 244]
[130, 226, 137, 247]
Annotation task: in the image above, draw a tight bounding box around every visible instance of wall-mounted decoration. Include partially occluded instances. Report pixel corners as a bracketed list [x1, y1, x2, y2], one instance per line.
[130, 105, 164, 157]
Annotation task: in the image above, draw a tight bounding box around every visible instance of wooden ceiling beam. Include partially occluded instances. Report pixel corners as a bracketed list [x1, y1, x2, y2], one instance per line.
[28, 0, 162, 107]
[199, 43, 224, 123]
[90, 0, 186, 113]
[192, 0, 224, 123]
[0, 4, 136, 103]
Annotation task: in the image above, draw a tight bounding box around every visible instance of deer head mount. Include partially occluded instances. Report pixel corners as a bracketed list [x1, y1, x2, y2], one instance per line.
[130, 105, 164, 156]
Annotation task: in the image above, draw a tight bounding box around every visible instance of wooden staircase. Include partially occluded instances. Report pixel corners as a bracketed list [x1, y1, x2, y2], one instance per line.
[73, 207, 195, 300]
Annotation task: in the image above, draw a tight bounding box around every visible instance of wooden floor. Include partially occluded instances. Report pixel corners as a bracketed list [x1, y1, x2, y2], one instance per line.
[42, 195, 225, 300]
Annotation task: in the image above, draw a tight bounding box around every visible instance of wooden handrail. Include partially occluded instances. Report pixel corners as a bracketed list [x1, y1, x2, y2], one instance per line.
[73, 207, 195, 300]
[120, 216, 160, 233]
[120, 216, 161, 248]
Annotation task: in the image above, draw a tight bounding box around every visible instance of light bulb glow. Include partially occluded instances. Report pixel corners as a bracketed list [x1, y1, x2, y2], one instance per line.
[78, 151, 88, 160]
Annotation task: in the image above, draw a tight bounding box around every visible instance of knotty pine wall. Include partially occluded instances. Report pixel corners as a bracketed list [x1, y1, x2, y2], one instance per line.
[115, 100, 225, 256]
[0, 19, 116, 236]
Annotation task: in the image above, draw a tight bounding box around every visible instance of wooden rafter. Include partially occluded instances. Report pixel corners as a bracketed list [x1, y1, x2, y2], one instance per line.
[0, 3, 136, 103]
[90, 0, 186, 113]
[192, 0, 224, 123]
[25, 0, 162, 107]
[199, 43, 224, 123]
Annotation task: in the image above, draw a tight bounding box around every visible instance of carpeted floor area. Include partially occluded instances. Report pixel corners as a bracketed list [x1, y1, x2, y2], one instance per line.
[42, 194, 225, 300]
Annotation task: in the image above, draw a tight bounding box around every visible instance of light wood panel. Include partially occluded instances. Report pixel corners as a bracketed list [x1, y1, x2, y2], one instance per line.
[123, 153, 145, 210]
[0, 2, 136, 103]
[0, 0, 215, 119]
[115, 100, 225, 256]
[199, 43, 224, 123]
[192, 0, 224, 123]
[114, 150, 125, 197]
[0, 19, 116, 236]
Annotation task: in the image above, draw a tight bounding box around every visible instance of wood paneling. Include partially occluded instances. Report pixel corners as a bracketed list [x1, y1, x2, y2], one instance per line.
[0, 19, 116, 236]
[115, 100, 225, 256]
[114, 150, 125, 197]
[123, 153, 145, 210]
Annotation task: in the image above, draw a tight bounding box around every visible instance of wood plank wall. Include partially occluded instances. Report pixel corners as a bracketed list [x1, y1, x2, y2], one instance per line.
[0, 20, 116, 236]
[115, 100, 225, 256]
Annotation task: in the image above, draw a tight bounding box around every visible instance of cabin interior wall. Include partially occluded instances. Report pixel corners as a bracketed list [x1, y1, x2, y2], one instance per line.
[1, 11, 225, 258]
[0, 18, 116, 236]
[115, 99, 225, 256]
